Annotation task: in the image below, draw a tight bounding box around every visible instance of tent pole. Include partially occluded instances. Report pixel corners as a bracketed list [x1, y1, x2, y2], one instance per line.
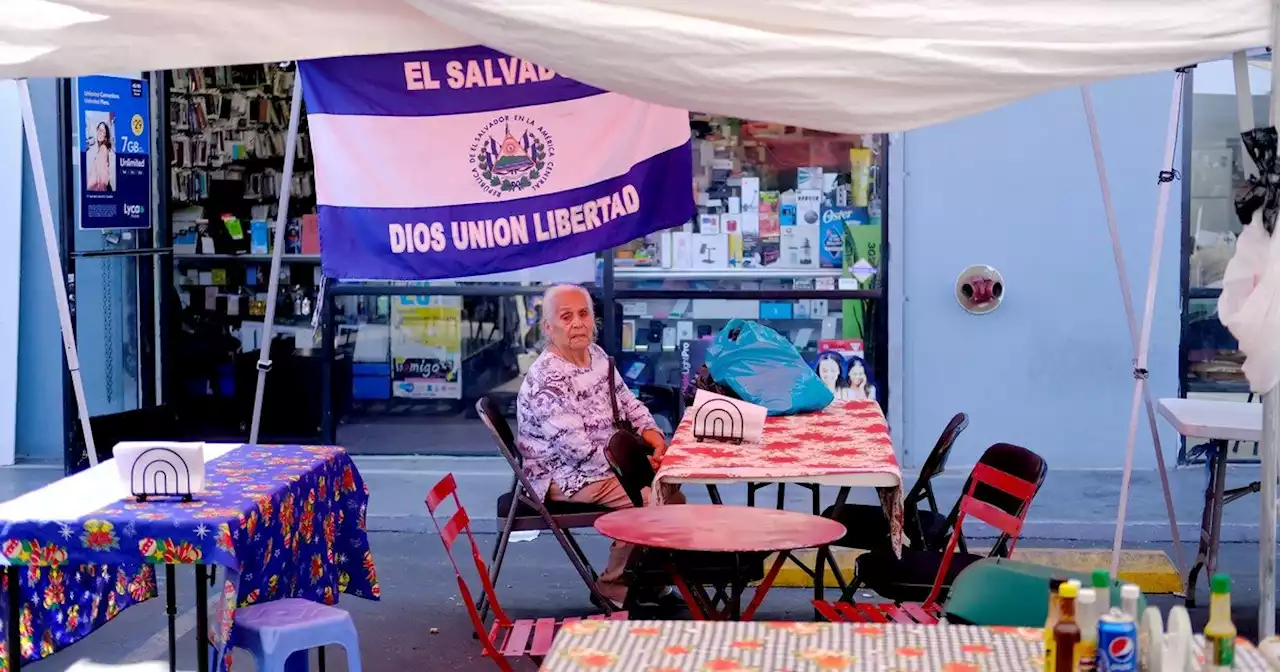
[1230, 45, 1277, 637]
[248, 68, 304, 445]
[1263, 388, 1278, 636]
[16, 79, 98, 467]
[1260, 0, 1280, 634]
[1081, 84, 1186, 582]
[1097, 73, 1185, 577]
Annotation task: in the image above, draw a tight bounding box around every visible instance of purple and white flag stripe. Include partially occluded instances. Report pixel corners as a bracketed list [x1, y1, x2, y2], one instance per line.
[300, 47, 694, 281]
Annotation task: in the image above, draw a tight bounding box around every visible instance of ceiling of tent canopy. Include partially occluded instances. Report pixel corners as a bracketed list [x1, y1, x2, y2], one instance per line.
[0, 0, 1269, 133]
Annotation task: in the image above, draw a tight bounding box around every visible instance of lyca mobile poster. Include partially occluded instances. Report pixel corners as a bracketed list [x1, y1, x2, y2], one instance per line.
[78, 75, 150, 230]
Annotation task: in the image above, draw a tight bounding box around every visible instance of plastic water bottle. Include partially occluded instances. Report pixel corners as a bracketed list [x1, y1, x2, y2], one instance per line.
[1077, 588, 1099, 671]
[1120, 583, 1140, 621]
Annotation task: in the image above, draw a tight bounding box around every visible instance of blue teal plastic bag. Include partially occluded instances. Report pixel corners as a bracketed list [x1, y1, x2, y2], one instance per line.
[706, 319, 834, 416]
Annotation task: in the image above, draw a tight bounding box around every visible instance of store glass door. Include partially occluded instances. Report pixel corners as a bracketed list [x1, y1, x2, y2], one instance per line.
[64, 74, 166, 471]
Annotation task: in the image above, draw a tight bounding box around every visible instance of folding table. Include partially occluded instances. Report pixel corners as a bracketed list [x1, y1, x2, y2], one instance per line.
[654, 399, 903, 605]
[1157, 398, 1261, 607]
[539, 619, 1275, 671]
[594, 504, 845, 620]
[0, 443, 379, 672]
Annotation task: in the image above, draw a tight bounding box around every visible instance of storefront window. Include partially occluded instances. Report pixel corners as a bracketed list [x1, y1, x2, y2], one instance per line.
[1182, 56, 1270, 396]
[613, 117, 888, 411]
[617, 117, 883, 292]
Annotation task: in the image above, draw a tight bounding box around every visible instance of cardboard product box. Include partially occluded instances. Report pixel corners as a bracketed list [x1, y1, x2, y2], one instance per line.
[699, 213, 721, 235]
[782, 225, 820, 268]
[780, 203, 797, 227]
[691, 233, 729, 269]
[759, 191, 780, 215]
[819, 206, 863, 269]
[740, 177, 761, 211]
[728, 232, 744, 268]
[739, 212, 761, 268]
[796, 190, 823, 227]
[672, 232, 694, 268]
[797, 166, 824, 191]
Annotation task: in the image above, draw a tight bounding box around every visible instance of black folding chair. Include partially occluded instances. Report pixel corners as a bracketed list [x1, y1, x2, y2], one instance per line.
[603, 433, 768, 618]
[838, 442, 1048, 604]
[475, 397, 618, 622]
[823, 413, 970, 557]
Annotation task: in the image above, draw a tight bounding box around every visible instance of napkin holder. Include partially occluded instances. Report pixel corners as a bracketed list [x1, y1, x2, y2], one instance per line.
[693, 396, 748, 444]
[113, 442, 206, 502]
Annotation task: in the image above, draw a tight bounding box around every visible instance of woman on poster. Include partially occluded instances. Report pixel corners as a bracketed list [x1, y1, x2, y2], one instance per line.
[85, 120, 116, 192]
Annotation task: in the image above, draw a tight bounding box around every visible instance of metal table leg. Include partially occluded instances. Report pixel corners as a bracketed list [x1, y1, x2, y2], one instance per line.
[166, 566, 178, 672]
[1186, 441, 1228, 608]
[1207, 441, 1230, 579]
[7, 566, 19, 672]
[196, 565, 210, 672]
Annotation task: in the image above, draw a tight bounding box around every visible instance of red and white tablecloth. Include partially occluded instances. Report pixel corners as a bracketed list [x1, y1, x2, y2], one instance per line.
[655, 399, 904, 556]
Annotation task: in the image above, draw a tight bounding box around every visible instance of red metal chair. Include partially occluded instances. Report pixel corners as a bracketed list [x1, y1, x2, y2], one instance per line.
[426, 473, 628, 670]
[813, 461, 1039, 625]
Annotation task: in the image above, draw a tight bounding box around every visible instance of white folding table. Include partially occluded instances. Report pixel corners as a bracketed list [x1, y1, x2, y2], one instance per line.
[1157, 398, 1262, 609]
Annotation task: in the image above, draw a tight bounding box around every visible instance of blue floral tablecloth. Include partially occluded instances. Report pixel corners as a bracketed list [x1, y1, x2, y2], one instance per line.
[0, 444, 380, 671]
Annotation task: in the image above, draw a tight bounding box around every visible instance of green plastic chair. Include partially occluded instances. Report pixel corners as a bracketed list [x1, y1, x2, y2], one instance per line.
[943, 558, 1146, 627]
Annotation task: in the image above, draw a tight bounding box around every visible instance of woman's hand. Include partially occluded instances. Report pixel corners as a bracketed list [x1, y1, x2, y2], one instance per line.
[642, 428, 666, 470]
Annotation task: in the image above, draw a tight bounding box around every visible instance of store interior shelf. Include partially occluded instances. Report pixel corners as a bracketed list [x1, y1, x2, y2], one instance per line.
[175, 253, 321, 262]
[614, 267, 843, 279]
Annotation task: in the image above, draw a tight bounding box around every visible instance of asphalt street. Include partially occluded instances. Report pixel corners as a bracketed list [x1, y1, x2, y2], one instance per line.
[19, 532, 1277, 671]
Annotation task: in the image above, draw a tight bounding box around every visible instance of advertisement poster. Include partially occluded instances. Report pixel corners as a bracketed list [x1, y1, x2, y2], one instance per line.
[390, 294, 462, 399]
[77, 75, 150, 230]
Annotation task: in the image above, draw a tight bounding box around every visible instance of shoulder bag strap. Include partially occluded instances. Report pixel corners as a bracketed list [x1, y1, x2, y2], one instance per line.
[607, 356, 623, 425]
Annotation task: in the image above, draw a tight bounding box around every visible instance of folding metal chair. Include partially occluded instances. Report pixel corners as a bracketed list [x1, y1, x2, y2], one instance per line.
[426, 474, 628, 671]
[832, 442, 1047, 605]
[823, 413, 970, 557]
[475, 397, 617, 621]
[815, 458, 1040, 625]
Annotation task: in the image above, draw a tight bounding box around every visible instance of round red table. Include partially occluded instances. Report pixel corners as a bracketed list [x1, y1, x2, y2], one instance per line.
[595, 504, 846, 620]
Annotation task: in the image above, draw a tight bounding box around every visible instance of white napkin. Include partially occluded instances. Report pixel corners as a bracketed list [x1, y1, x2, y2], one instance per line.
[112, 441, 208, 497]
[690, 390, 767, 443]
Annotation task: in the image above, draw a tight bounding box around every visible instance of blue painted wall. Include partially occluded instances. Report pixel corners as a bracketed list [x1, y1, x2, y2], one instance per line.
[16, 79, 66, 461]
[899, 72, 1182, 470]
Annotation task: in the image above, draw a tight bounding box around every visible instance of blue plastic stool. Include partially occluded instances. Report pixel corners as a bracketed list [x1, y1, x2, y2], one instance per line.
[227, 598, 362, 672]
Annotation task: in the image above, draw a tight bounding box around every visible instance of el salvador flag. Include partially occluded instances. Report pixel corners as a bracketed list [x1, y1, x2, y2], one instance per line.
[299, 47, 695, 281]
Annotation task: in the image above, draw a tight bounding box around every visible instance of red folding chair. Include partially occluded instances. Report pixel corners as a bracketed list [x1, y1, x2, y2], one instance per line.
[426, 473, 628, 670]
[813, 462, 1039, 625]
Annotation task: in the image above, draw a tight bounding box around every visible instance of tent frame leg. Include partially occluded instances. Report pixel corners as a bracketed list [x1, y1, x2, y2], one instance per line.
[1260, 0, 1280, 636]
[248, 68, 304, 445]
[16, 79, 98, 467]
[1083, 73, 1186, 579]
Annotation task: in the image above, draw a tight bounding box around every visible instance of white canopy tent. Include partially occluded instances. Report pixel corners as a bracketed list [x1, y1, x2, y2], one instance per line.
[0, 0, 1268, 131]
[4, 0, 1279, 631]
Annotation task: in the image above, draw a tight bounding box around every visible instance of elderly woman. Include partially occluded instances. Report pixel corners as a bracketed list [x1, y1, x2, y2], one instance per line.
[517, 284, 684, 608]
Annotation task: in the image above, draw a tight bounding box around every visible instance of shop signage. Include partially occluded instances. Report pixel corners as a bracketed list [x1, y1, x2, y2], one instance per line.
[299, 47, 695, 280]
[390, 293, 462, 400]
[76, 75, 151, 230]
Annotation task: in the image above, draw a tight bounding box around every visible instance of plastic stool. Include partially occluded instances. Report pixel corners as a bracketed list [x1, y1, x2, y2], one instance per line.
[228, 598, 362, 672]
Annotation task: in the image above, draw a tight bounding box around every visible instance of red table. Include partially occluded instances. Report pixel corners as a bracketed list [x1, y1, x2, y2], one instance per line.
[655, 399, 904, 557]
[595, 504, 845, 620]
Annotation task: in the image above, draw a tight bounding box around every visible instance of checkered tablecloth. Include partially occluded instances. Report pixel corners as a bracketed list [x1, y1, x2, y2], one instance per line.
[539, 620, 1273, 671]
[655, 399, 904, 556]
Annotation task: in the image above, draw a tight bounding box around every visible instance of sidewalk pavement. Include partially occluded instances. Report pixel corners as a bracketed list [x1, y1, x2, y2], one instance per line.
[1, 456, 1266, 543]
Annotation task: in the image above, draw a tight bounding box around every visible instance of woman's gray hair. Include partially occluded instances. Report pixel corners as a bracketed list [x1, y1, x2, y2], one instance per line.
[538, 284, 598, 348]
